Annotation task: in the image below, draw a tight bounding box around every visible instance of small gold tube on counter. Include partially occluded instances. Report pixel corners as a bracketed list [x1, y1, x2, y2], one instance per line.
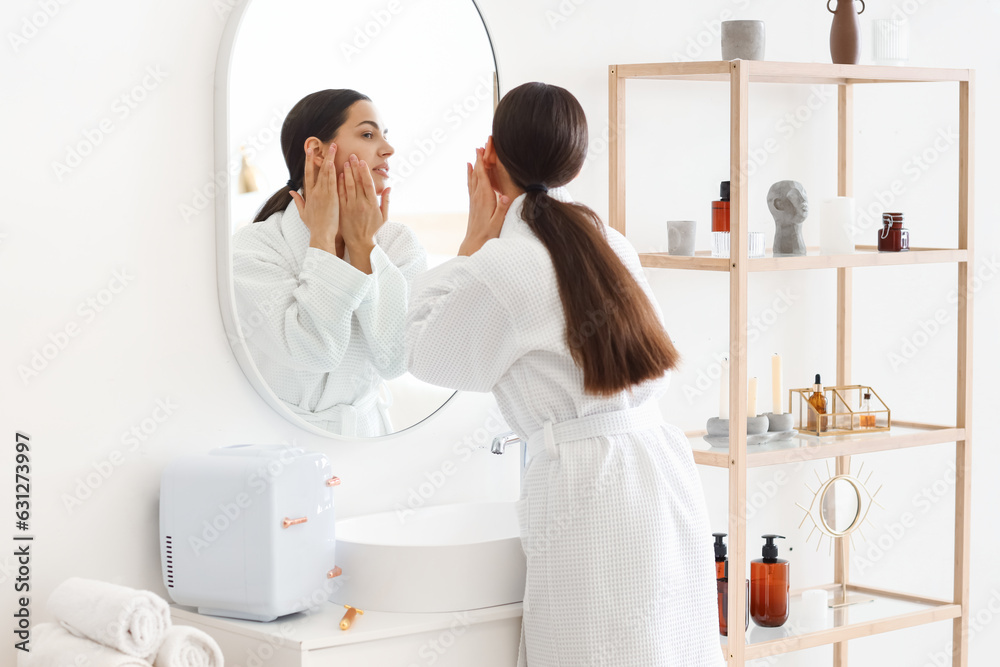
[340, 604, 364, 630]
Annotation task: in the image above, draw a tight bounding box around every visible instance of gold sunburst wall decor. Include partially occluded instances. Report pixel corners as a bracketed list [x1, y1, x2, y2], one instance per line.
[796, 459, 884, 558]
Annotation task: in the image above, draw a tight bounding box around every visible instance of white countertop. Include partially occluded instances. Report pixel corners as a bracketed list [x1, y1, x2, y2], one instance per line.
[170, 601, 523, 652]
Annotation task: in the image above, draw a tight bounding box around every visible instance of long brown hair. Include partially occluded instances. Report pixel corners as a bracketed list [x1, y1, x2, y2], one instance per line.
[253, 89, 370, 223]
[491, 82, 680, 395]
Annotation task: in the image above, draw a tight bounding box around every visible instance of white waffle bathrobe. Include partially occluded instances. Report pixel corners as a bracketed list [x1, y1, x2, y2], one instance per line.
[406, 192, 725, 666]
[233, 198, 427, 436]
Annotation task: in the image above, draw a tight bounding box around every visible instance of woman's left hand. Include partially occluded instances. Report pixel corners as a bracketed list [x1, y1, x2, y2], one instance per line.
[339, 154, 388, 273]
[459, 147, 511, 257]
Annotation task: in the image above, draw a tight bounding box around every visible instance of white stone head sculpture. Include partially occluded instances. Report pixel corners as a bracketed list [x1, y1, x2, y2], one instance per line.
[767, 180, 809, 256]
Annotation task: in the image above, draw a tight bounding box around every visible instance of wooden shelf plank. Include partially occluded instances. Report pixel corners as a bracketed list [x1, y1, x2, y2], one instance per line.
[614, 60, 971, 84]
[750, 247, 967, 271]
[687, 424, 964, 468]
[639, 248, 967, 272]
[638, 252, 730, 271]
[742, 605, 962, 660]
[717, 586, 961, 660]
[847, 584, 954, 608]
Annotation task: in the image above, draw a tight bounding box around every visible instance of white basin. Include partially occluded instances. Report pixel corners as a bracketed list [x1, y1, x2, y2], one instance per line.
[330, 501, 525, 613]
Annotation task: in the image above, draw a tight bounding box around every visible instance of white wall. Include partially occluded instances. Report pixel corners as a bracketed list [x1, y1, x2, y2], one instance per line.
[2, 0, 997, 665]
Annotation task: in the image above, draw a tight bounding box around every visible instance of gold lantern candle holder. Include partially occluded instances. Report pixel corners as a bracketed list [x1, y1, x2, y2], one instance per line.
[789, 385, 890, 437]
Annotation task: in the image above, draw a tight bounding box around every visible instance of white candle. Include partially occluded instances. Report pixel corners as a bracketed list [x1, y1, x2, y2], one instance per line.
[748, 377, 758, 418]
[772, 354, 783, 414]
[720, 358, 729, 419]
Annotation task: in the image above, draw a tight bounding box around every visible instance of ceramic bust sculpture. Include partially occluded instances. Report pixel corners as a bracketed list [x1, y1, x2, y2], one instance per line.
[768, 180, 809, 256]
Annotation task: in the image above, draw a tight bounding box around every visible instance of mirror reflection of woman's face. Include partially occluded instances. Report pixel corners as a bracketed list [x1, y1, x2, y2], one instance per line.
[332, 100, 394, 195]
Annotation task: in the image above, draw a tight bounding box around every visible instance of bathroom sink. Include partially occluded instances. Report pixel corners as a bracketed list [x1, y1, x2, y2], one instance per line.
[329, 501, 525, 613]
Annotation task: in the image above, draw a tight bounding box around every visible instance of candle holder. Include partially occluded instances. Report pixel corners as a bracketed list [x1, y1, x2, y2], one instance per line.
[704, 415, 771, 448]
[762, 412, 795, 440]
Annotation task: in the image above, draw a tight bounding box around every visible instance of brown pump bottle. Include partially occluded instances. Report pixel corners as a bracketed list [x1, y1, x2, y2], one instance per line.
[751, 534, 789, 628]
[713, 533, 748, 636]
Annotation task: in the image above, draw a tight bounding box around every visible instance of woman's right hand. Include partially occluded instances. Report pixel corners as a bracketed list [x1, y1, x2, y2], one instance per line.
[291, 143, 340, 255]
[459, 147, 511, 256]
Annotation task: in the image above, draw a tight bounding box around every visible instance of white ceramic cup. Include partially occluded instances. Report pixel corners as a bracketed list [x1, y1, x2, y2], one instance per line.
[667, 220, 697, 256]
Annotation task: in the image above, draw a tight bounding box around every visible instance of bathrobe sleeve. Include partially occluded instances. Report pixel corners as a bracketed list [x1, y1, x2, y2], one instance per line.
[405, 256, 523, 392]
[232, 233, 372, 373]
[354, 224, 428, 379]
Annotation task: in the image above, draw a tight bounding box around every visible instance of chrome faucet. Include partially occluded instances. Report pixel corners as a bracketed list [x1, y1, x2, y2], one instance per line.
[489, 431, 528, 479]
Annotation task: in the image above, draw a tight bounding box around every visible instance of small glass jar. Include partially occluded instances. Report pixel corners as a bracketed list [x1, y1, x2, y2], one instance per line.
[878, 212, 910, 252]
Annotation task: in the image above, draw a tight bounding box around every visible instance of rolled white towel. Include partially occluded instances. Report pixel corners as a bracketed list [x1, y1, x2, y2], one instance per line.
[17, 623, 153, 667]
[153, 626, 223, 667]
[46, 577, 171, 660]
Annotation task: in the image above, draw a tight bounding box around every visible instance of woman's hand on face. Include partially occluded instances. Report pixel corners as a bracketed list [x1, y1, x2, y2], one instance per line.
[291, 143, 340, 255]
[459, 147, 511, 256]
[338, 154, 386, 273]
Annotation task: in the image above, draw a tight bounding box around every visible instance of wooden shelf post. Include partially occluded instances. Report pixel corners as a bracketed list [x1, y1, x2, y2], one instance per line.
[725, 59, 750, 667]
[953, 72, 975, 667]
[834, 81, 854, 667]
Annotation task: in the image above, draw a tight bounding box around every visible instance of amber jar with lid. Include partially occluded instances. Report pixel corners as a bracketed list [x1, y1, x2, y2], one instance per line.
[878, 212, 910, 252]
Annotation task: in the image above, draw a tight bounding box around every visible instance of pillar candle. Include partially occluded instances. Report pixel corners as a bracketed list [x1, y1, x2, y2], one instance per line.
[820, 197, 856, 255]
[720, 359, 729, 419]
[772, 354, 783, 414]
[748, 377, 758, 417]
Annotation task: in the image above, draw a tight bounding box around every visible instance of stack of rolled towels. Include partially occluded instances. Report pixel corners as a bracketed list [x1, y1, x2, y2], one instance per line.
[18, 577, 223, 667]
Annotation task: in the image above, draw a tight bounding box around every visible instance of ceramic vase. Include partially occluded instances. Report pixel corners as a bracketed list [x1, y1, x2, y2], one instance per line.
[828, 0, 865, 65]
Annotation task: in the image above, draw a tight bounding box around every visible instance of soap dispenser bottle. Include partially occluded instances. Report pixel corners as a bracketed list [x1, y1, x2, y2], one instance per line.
[713, 533, 749, 636]
[751, 534, 789, 627]
[713, 533, 727, 579]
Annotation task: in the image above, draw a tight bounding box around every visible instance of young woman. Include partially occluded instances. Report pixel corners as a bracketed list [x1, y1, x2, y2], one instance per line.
[405, 83, 724, 666]
[233, 89, 427, 436]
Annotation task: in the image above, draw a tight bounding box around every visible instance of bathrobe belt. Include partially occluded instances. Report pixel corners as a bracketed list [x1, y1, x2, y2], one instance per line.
[525, 401, 665, 461]
[287, 383, 394, 436]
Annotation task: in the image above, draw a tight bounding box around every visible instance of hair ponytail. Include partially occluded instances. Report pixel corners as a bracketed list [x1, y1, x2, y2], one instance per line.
[493, 83, 680, 396]
[253, 89, 370, 223]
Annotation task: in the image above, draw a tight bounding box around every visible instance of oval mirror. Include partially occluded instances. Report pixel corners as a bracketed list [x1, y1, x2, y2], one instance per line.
[820, 478, 861, 535]
[216, 0, 499, 438]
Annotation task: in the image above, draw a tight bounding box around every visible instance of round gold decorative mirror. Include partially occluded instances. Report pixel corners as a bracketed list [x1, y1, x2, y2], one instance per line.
[797, 460, 884, 554]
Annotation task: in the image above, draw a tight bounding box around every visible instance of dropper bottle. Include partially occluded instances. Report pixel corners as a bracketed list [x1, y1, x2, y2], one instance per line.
[807, 374, 828, 433]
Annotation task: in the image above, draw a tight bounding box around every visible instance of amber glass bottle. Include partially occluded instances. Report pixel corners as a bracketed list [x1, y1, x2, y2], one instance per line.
[806, 374, 828, 432]
[712, 181, 731, 232]
[860, 392, 876, 428]
[750, 535, 789, 628]
[713, 533, 748, 636]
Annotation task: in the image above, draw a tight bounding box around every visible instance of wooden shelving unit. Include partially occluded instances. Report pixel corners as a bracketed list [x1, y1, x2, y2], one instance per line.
[608, 60, 974, 666]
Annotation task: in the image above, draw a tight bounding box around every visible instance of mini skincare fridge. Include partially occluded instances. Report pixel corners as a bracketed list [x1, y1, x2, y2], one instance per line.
[159, 444, 340, 621]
